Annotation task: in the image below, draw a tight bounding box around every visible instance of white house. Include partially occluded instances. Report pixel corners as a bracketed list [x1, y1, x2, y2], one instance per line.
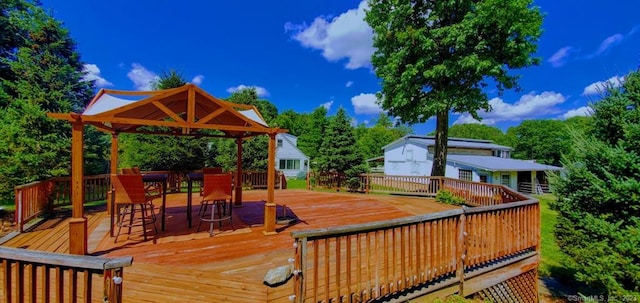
[275, 133, 310, 178]
[381, 135, 562, 193]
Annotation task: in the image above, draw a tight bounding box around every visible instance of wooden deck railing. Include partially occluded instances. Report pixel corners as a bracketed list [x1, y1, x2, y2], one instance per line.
[14, 175, 110, 232]
[291, 209, 463, 302]
[307, 173, 529, 206]
[518, 181, 551, 194]
[236, 170, 286, 190]
[290, 176, 539, 302]
[50, 174, 111, 207]
[14, 180, 56, 233]
[0, 246, 132, 303]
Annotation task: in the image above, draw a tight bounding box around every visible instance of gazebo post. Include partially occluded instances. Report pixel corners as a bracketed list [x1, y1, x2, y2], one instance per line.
[263, 132, 277, 235]
[235, 137, 243, 206]
[107, 133, 118, 215]
[69, 119, 88, 255]
[110, 133, 118, 174]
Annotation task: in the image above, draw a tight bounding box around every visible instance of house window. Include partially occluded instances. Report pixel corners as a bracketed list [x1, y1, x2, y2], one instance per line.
[277, 139, 283, 148]
[501, 174, 510, 187]
[479, 175, 488, 183]
[459, 169, 472, 181]
[405, 149, 413, 160]
[279, 159, 300, 170]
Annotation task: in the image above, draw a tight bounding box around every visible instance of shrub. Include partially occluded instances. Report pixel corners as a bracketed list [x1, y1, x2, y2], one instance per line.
[435, 190, 465, 205]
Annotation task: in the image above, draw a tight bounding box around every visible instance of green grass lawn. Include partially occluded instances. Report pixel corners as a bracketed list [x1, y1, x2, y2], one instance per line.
[286, 179, 307, 189]
[535, 194, 576, 281]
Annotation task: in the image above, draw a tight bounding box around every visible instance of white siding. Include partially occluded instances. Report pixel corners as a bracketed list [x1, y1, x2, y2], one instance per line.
[384, 142, 430, 176]
[275, 134, 309, 177]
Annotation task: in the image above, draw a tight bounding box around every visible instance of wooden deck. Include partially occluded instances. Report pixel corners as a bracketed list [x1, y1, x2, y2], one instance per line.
[1, 190, 455, 302]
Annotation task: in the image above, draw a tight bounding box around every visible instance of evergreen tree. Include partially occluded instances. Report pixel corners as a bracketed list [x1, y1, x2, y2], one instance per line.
[297, 106, 327, 163]
[316, 107, 366, 178]
[551, 69, 640, 296]
[0, 1, 103, 202]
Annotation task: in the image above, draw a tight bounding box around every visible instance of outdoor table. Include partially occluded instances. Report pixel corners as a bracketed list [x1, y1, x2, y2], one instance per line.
[186, 173, 203, 228]
[142, 173, 168, 231]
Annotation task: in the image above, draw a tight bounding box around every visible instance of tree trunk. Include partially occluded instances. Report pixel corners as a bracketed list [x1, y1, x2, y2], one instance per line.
[431, 110, 449, 176]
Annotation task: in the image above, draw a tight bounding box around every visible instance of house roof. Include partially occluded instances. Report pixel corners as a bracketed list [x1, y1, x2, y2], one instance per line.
[48, 84, 285, 139]
[276, 133, 309, 160]
[446, 154, 563, 172]
[383, 135, 512, 151]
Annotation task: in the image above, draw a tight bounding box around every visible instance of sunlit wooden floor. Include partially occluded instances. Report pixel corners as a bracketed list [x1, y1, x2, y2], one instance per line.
[2, 189, 457, 302]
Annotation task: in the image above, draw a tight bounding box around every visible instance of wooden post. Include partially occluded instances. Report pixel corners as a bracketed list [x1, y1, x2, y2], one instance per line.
[69, 120, 88, 255]
[457, 208, 466, 296]
[235, 137, 243, 206]
[107, 133, 118, 215]
[264, 133, 277, 235]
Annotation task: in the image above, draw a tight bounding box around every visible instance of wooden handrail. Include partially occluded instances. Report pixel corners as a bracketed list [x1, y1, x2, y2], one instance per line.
[291, 177, 540, 302]
[0, 247, 133, 303]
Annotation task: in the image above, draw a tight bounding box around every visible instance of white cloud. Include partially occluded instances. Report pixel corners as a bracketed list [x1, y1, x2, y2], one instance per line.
[321, 100, 334, 111]
[226, 85, 270, 97]
[547, 46, 575, 68]
[454, 91, 566, 125]
[127, 63, 158, 91]
[593, 34, 624, 56]
[191, 75, 204, 85]
[351, 93, 382, 115]
[346, 81, 354, 88]
[285, 1, 374, 69]
[82, 64, 113, 87]
[582, 75, 625, 95]
[561, 106, 592, 119]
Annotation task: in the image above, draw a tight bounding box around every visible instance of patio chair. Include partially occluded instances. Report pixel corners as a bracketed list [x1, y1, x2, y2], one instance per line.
[121, 167, 134, 174]
[202, 167, 223, 174]
[197, 174, 233, 236]
[111, 174, 158, 242]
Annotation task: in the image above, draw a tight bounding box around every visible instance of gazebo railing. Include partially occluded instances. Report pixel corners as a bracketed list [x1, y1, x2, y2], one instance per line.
[0, 246, 132, 303]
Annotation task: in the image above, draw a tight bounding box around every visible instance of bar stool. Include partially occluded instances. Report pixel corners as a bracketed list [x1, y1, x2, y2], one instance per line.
[197, 174, 233, 236]
[111, 174, 158, 242]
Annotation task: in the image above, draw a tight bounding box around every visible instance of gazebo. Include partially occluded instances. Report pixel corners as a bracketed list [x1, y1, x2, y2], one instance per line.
[48, 84, 287, 255]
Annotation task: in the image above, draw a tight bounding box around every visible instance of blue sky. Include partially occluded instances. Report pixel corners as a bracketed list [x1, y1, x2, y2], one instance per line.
[42, 0, 640, 134]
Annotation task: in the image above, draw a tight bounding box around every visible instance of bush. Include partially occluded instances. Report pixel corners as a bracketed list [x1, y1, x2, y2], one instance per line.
[435, 190, 465, 205]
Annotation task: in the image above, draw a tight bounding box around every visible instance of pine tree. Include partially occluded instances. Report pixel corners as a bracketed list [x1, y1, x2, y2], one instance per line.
[316, 108, 366, 177]
[297, 106, 328, 163]
[0, 1, 104, 201]
[551, 69, 640, 296]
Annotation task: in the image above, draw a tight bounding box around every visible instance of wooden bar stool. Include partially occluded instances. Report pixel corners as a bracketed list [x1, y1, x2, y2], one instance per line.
[197, 174, 233, 236]
[111, 174, 158, 242]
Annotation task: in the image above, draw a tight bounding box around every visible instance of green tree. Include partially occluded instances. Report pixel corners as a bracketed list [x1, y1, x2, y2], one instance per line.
[119, 70, 209, 172]
[503, 119, 568, 166]
[273, 109, 307, 136]
[226, 87, 278, 122]
[365, 0, 543, 176]
[0, 1, 103, 201]
[297, 106, 328, 163]
[213, 88, 278, 171]
[551, 69, 640, 296]
[436, 123, 505, 144]
[357, 113, 412, 160]
[316, 107, 366, 176]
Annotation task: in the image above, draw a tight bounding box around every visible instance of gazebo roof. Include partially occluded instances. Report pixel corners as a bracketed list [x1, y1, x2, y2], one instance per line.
[48, 84, 284, 138]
